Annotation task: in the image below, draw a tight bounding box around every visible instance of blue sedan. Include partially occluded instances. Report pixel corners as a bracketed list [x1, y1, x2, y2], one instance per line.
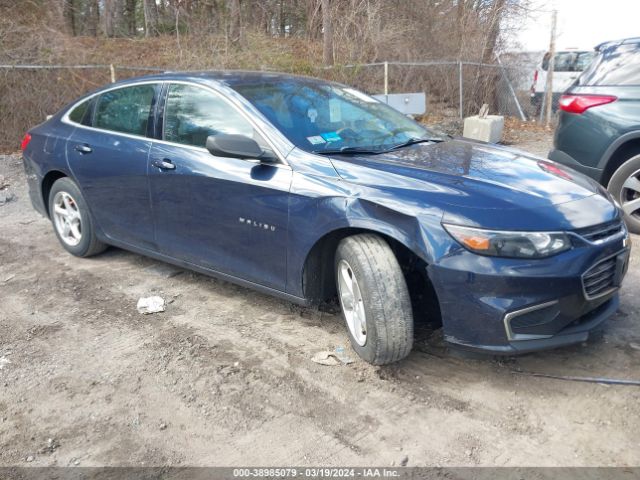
[21, 71, 631, 364]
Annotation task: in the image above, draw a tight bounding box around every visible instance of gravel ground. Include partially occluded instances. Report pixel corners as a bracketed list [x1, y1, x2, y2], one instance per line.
[1, 134, 639, 467]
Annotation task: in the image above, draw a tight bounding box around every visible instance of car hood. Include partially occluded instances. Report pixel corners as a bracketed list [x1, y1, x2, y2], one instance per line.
[328, 138, 618, 230]
[329, 138, 603, 206]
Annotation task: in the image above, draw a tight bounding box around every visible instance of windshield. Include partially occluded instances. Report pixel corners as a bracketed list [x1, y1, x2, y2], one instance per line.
[232, 80, 440, 153]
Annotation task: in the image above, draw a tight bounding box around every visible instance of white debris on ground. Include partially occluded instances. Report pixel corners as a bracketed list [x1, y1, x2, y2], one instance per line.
[0, 357, 11, 370]
[136, 296, 166, 315]
[311, 349, 354, 366]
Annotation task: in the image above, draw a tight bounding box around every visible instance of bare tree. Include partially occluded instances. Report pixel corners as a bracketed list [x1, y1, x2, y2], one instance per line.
[228, 0, 242, 46]
[83, 0, 100, 37]
[143, 0, 159, 36]
[62, 0, 76, 35]
[104, 0, 125, 37]
[124, 0, 136, 35]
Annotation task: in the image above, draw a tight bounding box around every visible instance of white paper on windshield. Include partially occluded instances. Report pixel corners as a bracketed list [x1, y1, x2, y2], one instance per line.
[329, 99, 341, 123]
[306, 135, 326, 145]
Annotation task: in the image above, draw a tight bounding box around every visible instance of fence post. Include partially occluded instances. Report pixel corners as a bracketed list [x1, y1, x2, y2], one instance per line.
[458, 61, 463, 120]
[383, 61, 389, 97]
[110, 64, 116, 83]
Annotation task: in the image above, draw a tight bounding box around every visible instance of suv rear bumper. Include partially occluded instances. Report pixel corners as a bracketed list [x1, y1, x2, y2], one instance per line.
[548, 149, 604, 183]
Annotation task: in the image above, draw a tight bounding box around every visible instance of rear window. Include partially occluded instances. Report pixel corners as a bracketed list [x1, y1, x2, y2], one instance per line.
[578, 44, 640, 86]
[68, 99, 91, 125]
[542, 51, 594, 72]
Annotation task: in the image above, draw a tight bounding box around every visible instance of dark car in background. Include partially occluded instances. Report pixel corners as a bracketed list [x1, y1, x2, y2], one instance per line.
[550, 37, 640, 233]
[22, 72, 630, 365]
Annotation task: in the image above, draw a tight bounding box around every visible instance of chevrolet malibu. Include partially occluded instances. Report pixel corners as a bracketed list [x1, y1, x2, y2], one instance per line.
[21, 72, 631, 365]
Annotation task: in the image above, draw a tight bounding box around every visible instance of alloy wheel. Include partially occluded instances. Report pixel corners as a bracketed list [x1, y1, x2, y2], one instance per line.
[337, 260, 367, 346]
[621, 168, 640, 220]
[52, 191, 82, 246]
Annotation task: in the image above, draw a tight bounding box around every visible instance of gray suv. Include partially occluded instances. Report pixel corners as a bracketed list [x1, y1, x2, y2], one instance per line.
[549, 37, 640, 233]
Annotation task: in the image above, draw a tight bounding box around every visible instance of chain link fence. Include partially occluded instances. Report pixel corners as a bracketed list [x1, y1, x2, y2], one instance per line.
[0, 60, 538, 151]
[312, 60, 538, 126]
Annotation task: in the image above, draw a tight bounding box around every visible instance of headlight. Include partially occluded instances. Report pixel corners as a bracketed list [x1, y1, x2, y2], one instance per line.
[443, 224, 572, 258]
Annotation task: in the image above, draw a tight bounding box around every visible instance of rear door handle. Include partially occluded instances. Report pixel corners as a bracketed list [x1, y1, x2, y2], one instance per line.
[74, 144, 92, 154]
[152, 158, 176, 170]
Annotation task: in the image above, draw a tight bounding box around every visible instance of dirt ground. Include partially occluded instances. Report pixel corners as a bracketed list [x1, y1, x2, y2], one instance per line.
[1, 133, 639, 467]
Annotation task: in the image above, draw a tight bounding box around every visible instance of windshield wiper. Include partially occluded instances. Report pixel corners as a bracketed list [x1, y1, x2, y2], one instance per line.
[315, 146, 383, 155]
[384, 137, 446, 152]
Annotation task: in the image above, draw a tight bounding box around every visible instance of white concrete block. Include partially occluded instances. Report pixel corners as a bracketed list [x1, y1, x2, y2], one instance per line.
[463, 115, 504, 143]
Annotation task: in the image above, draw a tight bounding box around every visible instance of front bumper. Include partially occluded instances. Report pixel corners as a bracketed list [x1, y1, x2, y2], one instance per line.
[428, 229, 630, 355]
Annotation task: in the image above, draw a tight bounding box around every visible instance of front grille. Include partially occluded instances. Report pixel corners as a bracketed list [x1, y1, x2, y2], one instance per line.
[576, 220, 624, 242]
[582, 257, 617, 298]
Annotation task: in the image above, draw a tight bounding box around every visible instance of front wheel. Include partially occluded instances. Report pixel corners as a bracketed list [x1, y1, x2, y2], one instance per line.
[608, 154, 640, 234]
[335, 234, 413, 365]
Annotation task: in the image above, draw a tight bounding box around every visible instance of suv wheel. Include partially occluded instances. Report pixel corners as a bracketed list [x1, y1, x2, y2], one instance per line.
[335, 234, 413, 365]
[49, 177, 107, 257]
[608, 154, 640, 234]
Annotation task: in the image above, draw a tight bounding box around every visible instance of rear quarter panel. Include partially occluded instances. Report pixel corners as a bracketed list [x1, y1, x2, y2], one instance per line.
[22, 115, 76, 215]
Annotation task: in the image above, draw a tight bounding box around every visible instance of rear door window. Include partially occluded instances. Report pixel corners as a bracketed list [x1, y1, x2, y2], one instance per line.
[94, 84, 156, 136]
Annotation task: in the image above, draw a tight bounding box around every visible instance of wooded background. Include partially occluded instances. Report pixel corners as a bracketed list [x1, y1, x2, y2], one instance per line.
[0, 0, 534, 150]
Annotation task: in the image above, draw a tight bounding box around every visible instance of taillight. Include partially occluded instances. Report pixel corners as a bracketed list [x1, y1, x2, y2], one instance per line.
[20, 133, 32, 151]
[558, 94, 617, 114]
[531, 70, 539, 93]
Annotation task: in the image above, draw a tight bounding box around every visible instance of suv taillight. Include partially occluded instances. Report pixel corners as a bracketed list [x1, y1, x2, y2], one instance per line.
[20, 133, 32, 151]
[531, 70, 539, 94]
[558, 94, 617, 114]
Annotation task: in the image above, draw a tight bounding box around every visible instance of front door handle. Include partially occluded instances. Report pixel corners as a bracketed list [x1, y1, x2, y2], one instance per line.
[74, 144, 92, 154]
[152, 159, 176, 170]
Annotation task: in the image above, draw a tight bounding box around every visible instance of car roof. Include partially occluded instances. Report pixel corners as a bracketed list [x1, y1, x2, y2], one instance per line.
[595, 37, 640, 52]
[115, 70, 337, 89]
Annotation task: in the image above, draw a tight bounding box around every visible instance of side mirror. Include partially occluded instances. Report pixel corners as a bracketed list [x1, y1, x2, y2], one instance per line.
[205, 134, 276, 162]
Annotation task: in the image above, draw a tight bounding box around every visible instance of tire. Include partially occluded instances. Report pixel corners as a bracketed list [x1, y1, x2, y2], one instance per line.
[607, 154, 640, 234]
[48, 177, 107, 257]
[335, 234, 413, 365]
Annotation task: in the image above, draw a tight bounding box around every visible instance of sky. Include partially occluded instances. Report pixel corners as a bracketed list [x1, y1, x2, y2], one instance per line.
[514, 0, 640, 52]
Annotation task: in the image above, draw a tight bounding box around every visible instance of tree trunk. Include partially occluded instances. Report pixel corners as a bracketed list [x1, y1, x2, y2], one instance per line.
[321, 0, 333, 65]
[306, 0, 321, 40]
[481, 0, 505, 65]
[84, 0, 99, 37]
[143, 0, 159, 36]
[279, 0, 286, 37]
[62, 0, 75, 36]
[125, 0, 136, 36]
[479, 0, 506, 111]
[228, 0, 242, 46]
[104, 0, 115, 37]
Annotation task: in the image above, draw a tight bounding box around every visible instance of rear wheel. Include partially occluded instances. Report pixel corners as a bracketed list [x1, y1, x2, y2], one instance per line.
[335, 234, 413, 365]
[608, 154, 640, 234]
[48, 177, 107, 257]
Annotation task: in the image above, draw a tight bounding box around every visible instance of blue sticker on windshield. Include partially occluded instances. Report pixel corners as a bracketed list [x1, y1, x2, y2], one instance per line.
[321, 132, 342, 142]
